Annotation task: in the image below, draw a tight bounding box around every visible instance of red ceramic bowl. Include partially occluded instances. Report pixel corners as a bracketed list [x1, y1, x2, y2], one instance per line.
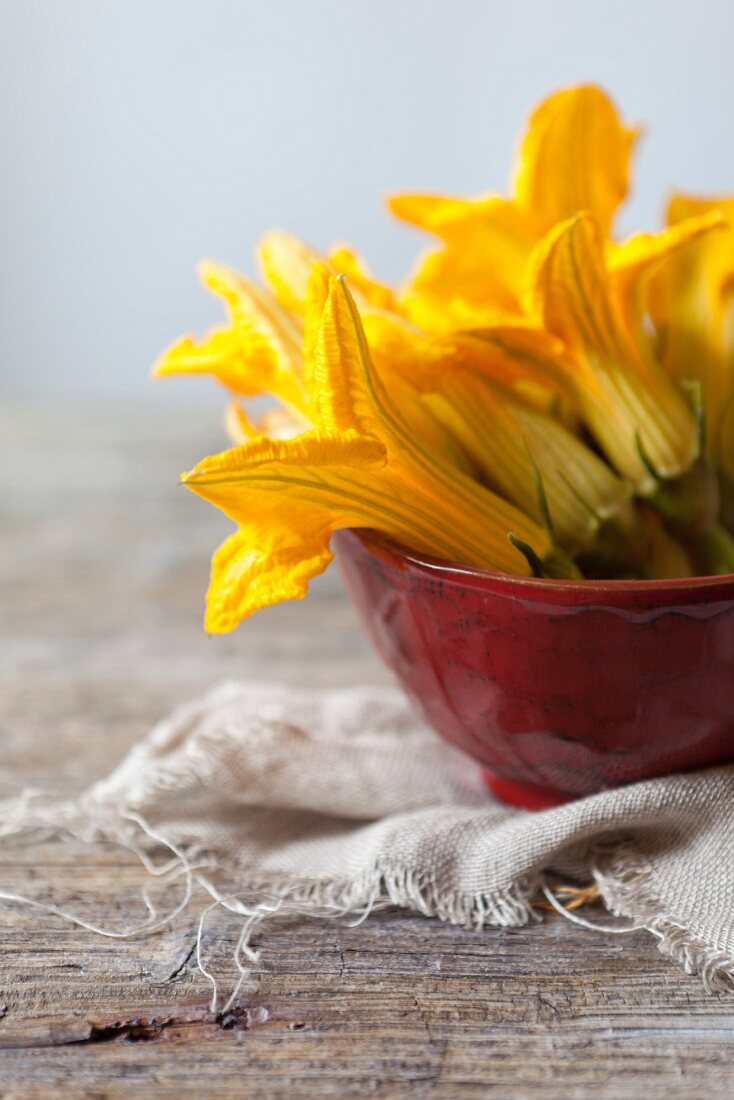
[335, 528, 734, 809]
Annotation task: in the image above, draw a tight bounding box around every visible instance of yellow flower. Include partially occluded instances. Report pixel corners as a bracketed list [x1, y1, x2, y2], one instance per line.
[158, 231, 473, 470]
[153, 230, 398, 410]
[257, 230, 317, 316]
[363, 206, 720, 519]
[182, 272, 557, 632]
[153, 261, 310, 422]
[389, 84, 638, 331]
[389, 83, 724, 496]
[651, 194, 734, 484]
[156, 82, 734, 624]
[258, 229, 399, 317]
[527, 211, 722, 488]
[359, 310, 634, 557]
[425, 380, 635, 557]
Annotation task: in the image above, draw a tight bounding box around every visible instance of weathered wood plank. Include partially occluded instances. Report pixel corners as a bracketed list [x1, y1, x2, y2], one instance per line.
[1, 401, 734, 1097]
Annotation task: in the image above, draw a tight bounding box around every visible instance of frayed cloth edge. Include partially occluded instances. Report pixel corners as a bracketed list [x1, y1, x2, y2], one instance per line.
[593, 843, 734, 994]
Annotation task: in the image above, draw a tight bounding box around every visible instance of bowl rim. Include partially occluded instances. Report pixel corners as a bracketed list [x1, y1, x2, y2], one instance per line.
[340, 528, 734, 596]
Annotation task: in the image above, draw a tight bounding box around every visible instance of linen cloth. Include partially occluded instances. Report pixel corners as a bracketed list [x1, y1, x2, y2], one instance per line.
[2, 680, 733, 1004]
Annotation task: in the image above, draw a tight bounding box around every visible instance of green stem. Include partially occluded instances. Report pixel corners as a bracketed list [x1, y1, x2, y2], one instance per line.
[575, 512, 648, 579]
[719, 475, 734, 535]
[646, 456, 720, 534]
[685, 524, 734, 576]
[508, 534, 583, 580]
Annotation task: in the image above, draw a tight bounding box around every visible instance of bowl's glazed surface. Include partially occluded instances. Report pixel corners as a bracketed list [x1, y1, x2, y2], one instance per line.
[335, 529, 734, 809]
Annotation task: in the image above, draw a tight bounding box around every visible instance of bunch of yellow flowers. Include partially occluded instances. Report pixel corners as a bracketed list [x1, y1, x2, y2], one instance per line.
[155, 85, 734, 633]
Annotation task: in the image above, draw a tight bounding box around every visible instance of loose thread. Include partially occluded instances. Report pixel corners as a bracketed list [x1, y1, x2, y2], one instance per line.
[540, 876, 645, 935]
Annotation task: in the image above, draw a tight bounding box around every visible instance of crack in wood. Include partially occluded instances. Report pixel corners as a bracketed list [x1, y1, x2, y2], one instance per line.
[77, 1004, 253, 1045]
[162, 941, 198, 984]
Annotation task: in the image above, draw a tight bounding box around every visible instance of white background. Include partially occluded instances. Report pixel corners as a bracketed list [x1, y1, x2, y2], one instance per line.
[2, 0, 733, 402]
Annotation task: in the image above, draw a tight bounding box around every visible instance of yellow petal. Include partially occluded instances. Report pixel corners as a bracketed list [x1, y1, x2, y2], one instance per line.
[362, 310, 570, 414]
[155, 260, 310, 415]
[257, 230, 320, 315]
[224, 399, 258, 443]
[513, 84, 638, 235]
[398, 249, 526, 330]
[668, 192, 734, 227]
[225, 399, 306, 444]
[205, 525, 334, 633]
[199, 260, 303, 349]
[609, 216, 727, 433]
[389, 193, 514, 237]
[153, 329, 246, 390]
[610, 211, 725, 327]
[611, 211, 725, 281]
[720, 288, 734, 479]
[720, 395, 734, 483]
[199, 260, 308, 407]
[443, 327, 570, 401]
[338, 311, 473, 472]
[389, 197, 537, 327]
[529, 214, 699, 484]
[650, 195, 734, 473]
[307, 271, 401, 440]
[259, 229, 397, 321]
[419, 370, 632, 554]
[327, 244, 397, 312]
[184, 431, 388, 495]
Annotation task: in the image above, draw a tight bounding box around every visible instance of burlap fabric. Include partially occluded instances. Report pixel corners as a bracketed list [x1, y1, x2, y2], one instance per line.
[2, 681, 732, 1008]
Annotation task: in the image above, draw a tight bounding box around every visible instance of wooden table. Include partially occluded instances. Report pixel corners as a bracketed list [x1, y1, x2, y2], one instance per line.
[2, 402, 733, 1098]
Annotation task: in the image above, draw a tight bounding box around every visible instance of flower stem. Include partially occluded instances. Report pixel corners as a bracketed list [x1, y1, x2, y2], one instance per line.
[685, 524, 734, 576]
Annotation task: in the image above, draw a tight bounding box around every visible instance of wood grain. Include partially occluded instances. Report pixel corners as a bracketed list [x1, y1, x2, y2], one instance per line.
[1, 401, 733, 1098]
